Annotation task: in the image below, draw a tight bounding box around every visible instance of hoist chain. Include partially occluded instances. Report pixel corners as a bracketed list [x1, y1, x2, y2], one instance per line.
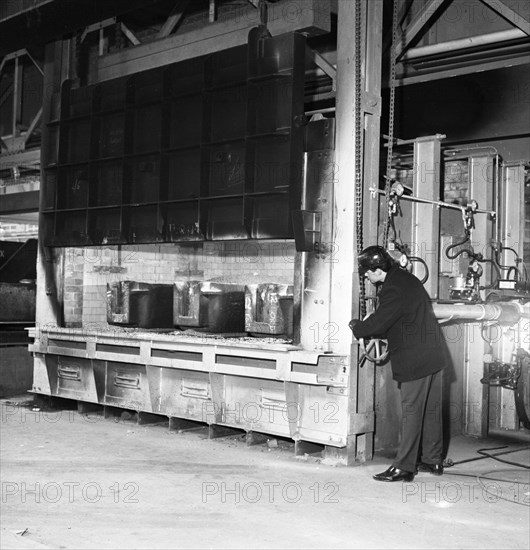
[354, 0, 366, 318]
[382, 0, 399, 250]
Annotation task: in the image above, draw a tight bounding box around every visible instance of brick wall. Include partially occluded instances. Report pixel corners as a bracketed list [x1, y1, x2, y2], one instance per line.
[393, 160, 469, 205]
[443, 160, 469, 205]
[69, 240, 295, 328]
[63, 248, 85, 327]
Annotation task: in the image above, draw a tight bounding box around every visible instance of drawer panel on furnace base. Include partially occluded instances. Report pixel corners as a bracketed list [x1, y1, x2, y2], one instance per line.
[157, 368, 213, 423]
[295, 384, 349, 447]
[214, 376, 292, 439]
[104, 362, 152, 412]
[45, 356, 99, 403]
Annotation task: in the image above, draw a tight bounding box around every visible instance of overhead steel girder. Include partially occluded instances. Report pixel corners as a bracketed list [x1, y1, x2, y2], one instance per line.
[391, 0, 447, 61]
[0, 49, 44, 149]
[393, 0, 530, 61]
[480, 0, 530, 36]
[97, 0, 331, 81]
[80, 17, 140, 49]
[156, 0, 190, 38]
[391, 0, 530, 85]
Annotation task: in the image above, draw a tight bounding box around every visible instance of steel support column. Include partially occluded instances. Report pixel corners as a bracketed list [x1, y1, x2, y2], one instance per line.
[411, 135, 444, 298]
[327, 0, 383, 464]
[36, 39, 72, 331]
[499, 162, 526, 267]
[463, 154, 496, 437]
[490, 161, 527, 431]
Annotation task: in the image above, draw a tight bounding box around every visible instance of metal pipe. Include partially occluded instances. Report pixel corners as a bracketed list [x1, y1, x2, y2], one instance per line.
[404, 29, 527, 60]
[444, 145, 499, 157]
[305, 107, 336, 116]
[384, 133, 446, 146]
[433, 301, 529, 325]
[368, 187, 496, 216]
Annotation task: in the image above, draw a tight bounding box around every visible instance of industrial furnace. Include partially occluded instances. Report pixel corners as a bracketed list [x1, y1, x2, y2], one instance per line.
[29, 1, 530, 465]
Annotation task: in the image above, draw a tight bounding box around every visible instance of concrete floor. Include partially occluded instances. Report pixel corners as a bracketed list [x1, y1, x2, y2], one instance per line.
[1, 395, 529, 550]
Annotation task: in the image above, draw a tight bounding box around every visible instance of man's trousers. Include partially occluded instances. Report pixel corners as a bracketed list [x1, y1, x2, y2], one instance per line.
[392, 369, 443, 473]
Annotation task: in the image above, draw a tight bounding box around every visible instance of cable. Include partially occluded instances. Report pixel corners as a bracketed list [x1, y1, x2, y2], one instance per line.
[478, 470, 530, 507]
[445, 232, 473, 260]
[433, 470, 530, 506]
[444, 471, 529, 485]
[502, 246, 521, 261]
[479, 258, 502, 290]
[442, 445, 530, 506]
[476, 447, 530, 470]
[445, 445, 530, 468]
[408, 256, 429, 284]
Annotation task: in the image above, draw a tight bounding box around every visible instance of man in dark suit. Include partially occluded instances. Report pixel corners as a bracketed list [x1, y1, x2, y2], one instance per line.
[349, 245, 447, 482]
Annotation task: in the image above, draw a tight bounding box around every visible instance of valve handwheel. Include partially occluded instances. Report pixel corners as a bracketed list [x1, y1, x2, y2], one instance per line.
[358, 314, 390, 364]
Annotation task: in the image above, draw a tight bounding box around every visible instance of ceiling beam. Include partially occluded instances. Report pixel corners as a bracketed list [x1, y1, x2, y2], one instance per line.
[98, 0, 331, 81]
[120, 22, 141, 46]
[0, 83, 13, 108]
[80, 17, 117, 43]
[23, 107, 43, 146]
[403, 28, 528, 59]
[394, 54, 530, 86]
[0, 191, 40, 215]
[156, 0, 190, 39]
[307, 47, 336, 90]
[392, 0, 448, 61]
[0, 149, 41, 168]
[479, 0, 530, 36]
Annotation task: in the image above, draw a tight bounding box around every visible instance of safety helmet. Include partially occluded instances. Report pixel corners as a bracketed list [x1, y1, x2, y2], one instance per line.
[358, 245, 394, 275]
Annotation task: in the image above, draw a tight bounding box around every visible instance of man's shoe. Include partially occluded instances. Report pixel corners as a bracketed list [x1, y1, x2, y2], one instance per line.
[417, 462, 443, 476]
[373, 466, 414, 482]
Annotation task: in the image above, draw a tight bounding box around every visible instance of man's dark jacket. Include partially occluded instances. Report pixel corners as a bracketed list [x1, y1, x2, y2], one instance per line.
[350, 265, 447, 382]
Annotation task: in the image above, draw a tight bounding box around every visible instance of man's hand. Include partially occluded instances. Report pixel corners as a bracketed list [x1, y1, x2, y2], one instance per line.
[349, 319, 361, 332]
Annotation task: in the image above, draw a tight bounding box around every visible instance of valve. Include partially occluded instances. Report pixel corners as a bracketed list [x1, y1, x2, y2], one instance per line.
[358, 314, 390, 365]
[449, 259, 483, 302]
[462, 199, 478, 233]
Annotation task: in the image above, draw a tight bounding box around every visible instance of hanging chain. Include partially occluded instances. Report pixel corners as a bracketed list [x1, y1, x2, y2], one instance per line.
[354, 0, 363, 258]
[382, 0, 399, 249]
[354, 0, 366, 318]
